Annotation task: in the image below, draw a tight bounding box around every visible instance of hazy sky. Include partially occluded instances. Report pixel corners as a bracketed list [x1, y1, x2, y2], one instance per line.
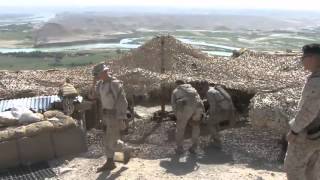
[1, 0, 320, 11]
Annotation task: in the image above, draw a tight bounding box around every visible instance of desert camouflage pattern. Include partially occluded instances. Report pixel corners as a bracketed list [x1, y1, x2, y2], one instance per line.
[285, 71, 320, 180]
[171, 84, 204, 148]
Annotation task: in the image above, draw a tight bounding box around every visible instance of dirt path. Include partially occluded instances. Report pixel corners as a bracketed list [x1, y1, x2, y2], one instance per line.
[50, 155, 285, 180]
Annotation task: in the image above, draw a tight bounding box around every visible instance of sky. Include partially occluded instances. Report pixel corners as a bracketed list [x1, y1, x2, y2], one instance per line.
[1, 0, 320, 11]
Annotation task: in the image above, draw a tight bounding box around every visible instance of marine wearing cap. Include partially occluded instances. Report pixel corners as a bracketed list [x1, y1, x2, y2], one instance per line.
[90, 63, 130, 172]
[92, 63, 110, 77]
[285, 43, 320, 180]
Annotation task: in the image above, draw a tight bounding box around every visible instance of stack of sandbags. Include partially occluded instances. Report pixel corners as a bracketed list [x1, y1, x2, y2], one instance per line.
[44, 110, 77, 131]
[0, 111, 19, 128]
[11, 107, 44, 125]
[0, 121, 55, 142]
[0, 110, 77, 142]
[0, 107, 44, 128]
[24, 121, 54, 137]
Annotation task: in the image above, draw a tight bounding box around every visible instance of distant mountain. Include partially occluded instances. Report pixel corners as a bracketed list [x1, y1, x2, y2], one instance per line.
[34, 23, 70, 43]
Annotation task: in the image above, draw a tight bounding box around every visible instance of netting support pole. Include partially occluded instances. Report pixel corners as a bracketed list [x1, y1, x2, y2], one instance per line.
[160, 36, 166, 116]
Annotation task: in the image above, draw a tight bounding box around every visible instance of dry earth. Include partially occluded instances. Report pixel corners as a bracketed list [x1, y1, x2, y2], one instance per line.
[48, 106, 286, 180]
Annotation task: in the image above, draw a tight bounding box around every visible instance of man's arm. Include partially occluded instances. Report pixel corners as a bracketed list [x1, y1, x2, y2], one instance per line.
[207, 91, 217, 111]
[171, 90, 177, 112]
[111, 80, 128, 120]
[290, 78, 320, 133]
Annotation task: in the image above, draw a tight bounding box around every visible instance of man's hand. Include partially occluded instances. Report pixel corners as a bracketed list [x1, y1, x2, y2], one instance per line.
[286, 131, 297, 143]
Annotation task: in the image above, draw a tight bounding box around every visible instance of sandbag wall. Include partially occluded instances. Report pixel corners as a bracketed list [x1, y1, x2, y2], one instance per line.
[0, 112, 87, 169]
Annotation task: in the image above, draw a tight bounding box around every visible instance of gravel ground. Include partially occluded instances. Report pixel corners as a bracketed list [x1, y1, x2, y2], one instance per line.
[48, 106, 286, 180]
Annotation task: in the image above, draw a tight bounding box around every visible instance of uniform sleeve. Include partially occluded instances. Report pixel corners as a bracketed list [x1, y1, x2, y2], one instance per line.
[290, 78, 320, 133]
[95, 82, 101, 99]
[171, 89, 177, 112]
[207, 91, 217, 111]
[111, 80, 128, 120]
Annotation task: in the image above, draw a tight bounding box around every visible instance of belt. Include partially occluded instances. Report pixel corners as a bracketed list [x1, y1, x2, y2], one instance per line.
[103, 109, 116, 114]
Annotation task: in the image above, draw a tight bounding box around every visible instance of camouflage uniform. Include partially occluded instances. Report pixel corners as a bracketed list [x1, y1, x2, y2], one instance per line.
[207, 86, 237, 144]
[96, 77, 128, 159]
[171, 84, 204, 150]
[285, 71, 320, 180]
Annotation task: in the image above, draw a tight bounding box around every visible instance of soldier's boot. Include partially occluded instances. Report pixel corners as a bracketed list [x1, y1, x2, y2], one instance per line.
[123, 148, 132, 164]
[175, 146, 184, 155]
[210, 137, 222, 149]
[188, 144, 198, 154]
[96, 158, 116, 172]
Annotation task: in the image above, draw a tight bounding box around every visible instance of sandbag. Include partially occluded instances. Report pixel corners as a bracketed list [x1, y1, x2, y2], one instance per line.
[11, 107, 30, 118]
[10, 107, 43, 125]
[1, 126, 27, 142]
[24, 121, 54, 137]
[44, 110, 77, 130]
[11, 126, 27, 139]
[43, 110, 65, 119]
[0, 111, 19, 127]
[0, 130, 10, 142]
[49, 116, 77, 131]
[19, 113, 44, 124]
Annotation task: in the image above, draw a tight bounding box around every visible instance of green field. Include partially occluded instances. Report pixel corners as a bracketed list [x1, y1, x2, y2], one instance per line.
[0, 24, 33, 45]
[0, 51, 120, 70]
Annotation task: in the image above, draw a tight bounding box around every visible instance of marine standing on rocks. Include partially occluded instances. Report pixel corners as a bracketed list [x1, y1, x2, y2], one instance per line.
[285, 44, 320, 180]
[90, 63, 130, 172]
[171, 80, 204, 154]
[206, 84, 237, 148]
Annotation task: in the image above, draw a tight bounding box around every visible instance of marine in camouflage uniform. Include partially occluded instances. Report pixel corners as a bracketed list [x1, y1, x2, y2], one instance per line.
[91, 63, 130, 172]
[285, 44, 320, 180]
[206, 85, 237, 147]
[171, 80, 204, 154]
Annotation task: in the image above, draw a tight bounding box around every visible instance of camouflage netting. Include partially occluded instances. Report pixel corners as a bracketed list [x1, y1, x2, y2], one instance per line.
[0, 68, 92, 99]
[110, 35, 307, 93]
[0, 35, 310, 133]
[108, 36, 308, 133]
[249, 87, 302, 134]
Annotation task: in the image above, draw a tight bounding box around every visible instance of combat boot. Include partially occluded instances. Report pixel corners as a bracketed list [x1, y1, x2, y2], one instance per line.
[122, 148, 132, 164]
[96, 158, 116, 172]
[210, 137, 222, 149]
[175, 146, 184, 155]
[188, 144, 198, 154]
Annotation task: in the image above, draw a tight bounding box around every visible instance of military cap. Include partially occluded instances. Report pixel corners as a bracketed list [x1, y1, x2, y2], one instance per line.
[175, 79, 185, 85]
[92, 63, 109, 77]
[302, 43, 320, 55]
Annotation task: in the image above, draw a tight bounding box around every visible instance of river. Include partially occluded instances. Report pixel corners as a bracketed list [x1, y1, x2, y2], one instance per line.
[0, 37, 237, 57]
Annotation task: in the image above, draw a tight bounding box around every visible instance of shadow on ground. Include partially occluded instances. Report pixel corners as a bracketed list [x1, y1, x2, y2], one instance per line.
[96, 166, 128, 180]
[159, 145, 233, 176]
[160, 155, 199, 176]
